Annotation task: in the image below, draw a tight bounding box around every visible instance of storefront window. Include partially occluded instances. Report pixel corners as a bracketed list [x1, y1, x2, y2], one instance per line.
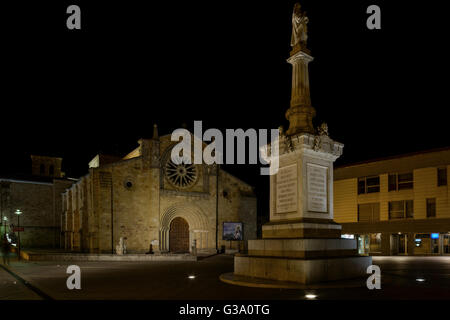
[415, 233, 441, 255]
[358, 233, 381, 255]
[369, 233, 382, 253]
[443, 234, 450, 254]
[358, 235, 369, 255]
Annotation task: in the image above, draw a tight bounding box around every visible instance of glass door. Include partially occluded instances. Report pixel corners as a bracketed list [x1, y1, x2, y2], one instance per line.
[431, 237, 440, 254]
[391, 234, 407, 255]
[358, 235, 369, 255]
[443, 234, 450, 255]
[398, 234, 407, 254]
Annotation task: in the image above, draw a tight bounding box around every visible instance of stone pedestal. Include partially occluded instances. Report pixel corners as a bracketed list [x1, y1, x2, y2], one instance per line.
[235, 254, 371, 285]
[231, 132, 371, 285]
[223, 12, 372, 286]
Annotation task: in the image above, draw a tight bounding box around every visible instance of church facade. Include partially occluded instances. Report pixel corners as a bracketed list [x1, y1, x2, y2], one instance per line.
[61, 128, 257, 254]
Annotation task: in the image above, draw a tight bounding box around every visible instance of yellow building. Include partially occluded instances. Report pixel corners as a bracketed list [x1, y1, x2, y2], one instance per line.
[334, 147, 450, 256]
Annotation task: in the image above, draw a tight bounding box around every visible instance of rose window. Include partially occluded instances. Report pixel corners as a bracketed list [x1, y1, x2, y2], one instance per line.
[164, 157, 198, 189]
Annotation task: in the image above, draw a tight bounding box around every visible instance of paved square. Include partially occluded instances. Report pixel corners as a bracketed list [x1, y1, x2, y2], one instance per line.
[1, 254, 449, 300]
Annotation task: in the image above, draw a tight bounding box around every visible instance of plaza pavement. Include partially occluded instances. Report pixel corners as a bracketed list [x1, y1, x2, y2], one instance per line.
[0, 254, 40, 300]
[0, 253, 449, 300]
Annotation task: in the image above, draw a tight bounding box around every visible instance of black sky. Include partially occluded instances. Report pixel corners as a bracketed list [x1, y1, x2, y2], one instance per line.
[2, 1, 449, 215]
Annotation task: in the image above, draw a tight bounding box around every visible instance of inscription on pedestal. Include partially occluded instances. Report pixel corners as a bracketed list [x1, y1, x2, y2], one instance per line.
[307, 163, 328, 213]
[276, 164, 298, 214]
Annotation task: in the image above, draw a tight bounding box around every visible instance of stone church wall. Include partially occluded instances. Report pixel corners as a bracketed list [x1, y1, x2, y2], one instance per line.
[3, 178, 74, 248]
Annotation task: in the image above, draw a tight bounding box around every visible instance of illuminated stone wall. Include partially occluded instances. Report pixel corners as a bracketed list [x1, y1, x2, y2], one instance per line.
[1, 178, 74, 248]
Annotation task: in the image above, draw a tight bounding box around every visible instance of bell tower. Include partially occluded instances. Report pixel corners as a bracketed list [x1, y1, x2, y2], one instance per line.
[31, 155, 64, 178]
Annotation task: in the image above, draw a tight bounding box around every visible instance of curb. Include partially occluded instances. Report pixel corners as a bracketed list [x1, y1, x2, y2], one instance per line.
[0, 263, 54, 300]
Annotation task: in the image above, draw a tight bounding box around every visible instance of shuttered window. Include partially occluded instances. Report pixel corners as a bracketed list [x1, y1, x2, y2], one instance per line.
[358, 203, 380, 223]
[388, 172, 413, 191]
[357, 176, 380, 194]
[426, 198, 436, 218]
[389, 200, 414, 219]
[438, 168, 447, 186]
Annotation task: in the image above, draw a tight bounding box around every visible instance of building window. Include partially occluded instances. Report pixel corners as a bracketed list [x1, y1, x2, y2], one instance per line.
[40, 164, 45, 175]
[49, 165, 54, 176]
[358, 203, 380, 222]
[389, 200, 413, 219]
[357, 176, 380, 194]
[388, 172, 413, 191]
[357, 233, 382, 255]
[426, 198, 436, 218]
[438, 167, 447, 186]
[369, 233, 382, 253]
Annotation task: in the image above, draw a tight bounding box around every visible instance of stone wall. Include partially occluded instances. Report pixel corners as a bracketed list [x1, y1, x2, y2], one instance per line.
[1, 178, 74, 248]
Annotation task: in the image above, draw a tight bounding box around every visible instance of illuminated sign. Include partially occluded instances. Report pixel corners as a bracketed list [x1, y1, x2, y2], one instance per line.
[415, 239, 422, 247]
[431, 233, 439, 239]
[223, 222, 243, 241]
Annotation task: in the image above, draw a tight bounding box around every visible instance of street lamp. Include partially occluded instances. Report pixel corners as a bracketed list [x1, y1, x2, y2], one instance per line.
[15, 209, 22, 261]
[2, 216, 6, 240]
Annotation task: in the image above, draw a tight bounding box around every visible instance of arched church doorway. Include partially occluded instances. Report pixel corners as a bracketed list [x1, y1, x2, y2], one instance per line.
[169, 217, 189, 253]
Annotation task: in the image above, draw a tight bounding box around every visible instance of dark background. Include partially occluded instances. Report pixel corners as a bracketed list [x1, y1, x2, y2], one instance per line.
[2, 1, 448, 220]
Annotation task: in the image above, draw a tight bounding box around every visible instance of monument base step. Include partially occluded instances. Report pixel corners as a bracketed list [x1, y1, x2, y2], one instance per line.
[262, 220, 341, 239]
[219, 272, 368, 289]
[234, 254, 372, 284]
[248, 238, 357, 258]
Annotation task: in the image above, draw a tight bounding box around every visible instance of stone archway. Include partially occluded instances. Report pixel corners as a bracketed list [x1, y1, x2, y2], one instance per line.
[169, 217, 190, 253]
[160, 203, 210, 252]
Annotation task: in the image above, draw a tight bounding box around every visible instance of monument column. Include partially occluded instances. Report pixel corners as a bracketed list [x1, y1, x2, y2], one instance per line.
[285, 1, 316, 136]
[223, 3, 372, 286]
[285, 51, 315, 135]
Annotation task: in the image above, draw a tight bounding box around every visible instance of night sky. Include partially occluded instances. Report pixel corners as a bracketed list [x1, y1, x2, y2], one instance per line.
[2, 1, 449, 217]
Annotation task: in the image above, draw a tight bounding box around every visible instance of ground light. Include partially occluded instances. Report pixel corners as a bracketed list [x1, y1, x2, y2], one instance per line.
[305, 294, 317, 299]
[188, 275, 196, 279]
[416, 278, 426, 282]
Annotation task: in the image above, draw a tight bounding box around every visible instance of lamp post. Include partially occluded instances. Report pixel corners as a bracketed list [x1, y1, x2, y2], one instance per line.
[2, 216, 6, 240]
[15, 209, 21, 261]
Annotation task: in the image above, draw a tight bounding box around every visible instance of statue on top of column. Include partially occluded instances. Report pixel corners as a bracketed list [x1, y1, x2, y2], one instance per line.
[290, 3, 309, 51]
